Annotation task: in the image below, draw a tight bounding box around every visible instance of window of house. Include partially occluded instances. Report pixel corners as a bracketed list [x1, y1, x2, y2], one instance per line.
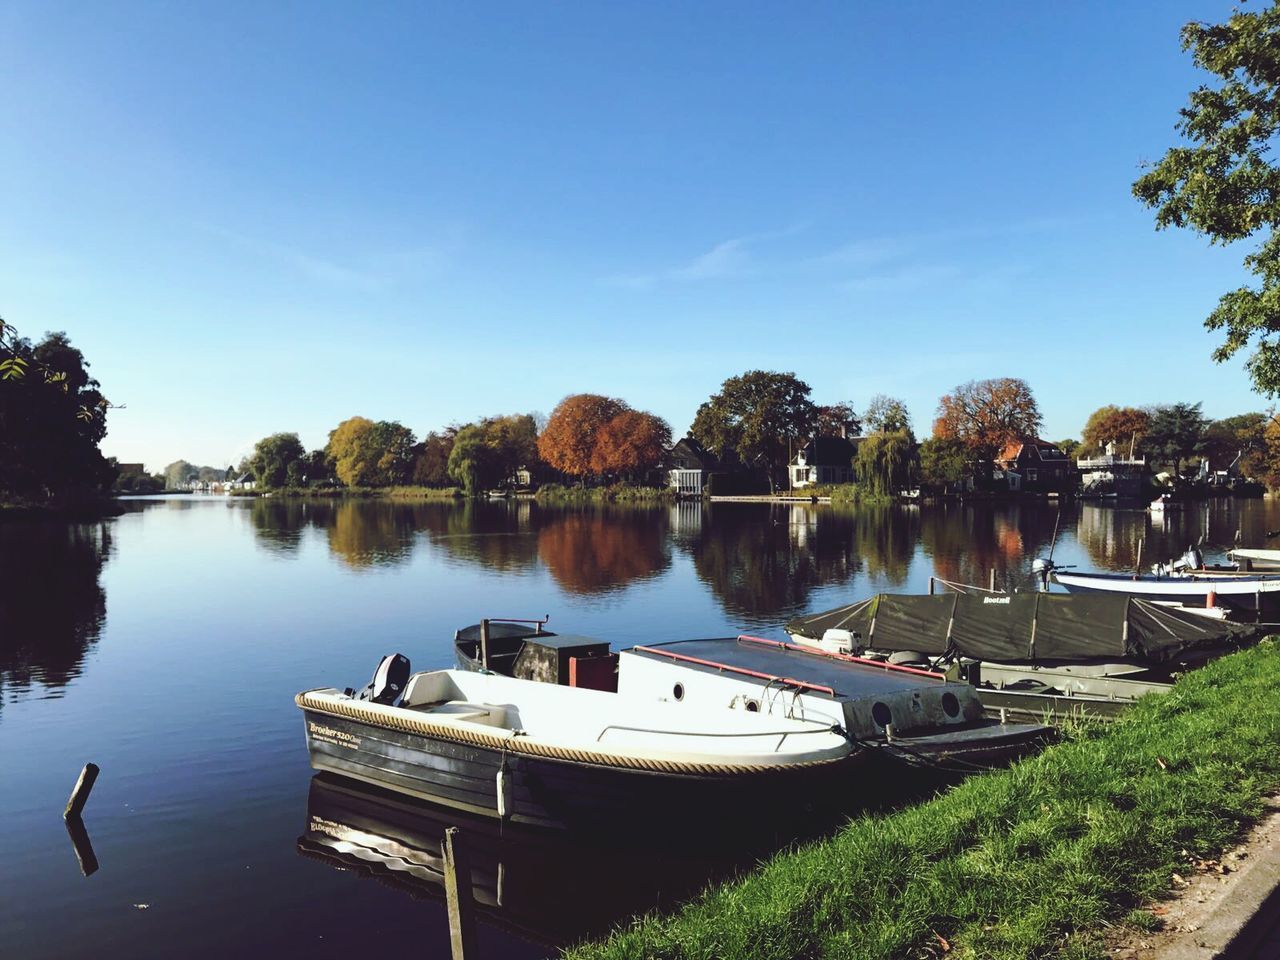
[1027, 469, 1038, 482]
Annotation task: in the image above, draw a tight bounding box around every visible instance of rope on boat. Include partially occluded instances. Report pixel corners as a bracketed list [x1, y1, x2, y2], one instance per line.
[295, 691, 854, 777]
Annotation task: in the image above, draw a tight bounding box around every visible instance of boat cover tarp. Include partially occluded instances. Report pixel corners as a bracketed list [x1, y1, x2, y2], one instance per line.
[784, 593, 1264, 664]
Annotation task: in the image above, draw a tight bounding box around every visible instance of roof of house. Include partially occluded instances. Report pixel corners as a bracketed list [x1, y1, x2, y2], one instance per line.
[669, 437, 720, 470]
[796, 436, 858, 467]
[997, 438, 1067, 463]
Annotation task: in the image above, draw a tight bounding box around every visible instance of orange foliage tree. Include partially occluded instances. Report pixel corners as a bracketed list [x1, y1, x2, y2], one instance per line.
[933, 378, 1043, 461]
[1081, 405, 1151, 456]
[591, 410, 672, 477]
[537, 394, 628, 478]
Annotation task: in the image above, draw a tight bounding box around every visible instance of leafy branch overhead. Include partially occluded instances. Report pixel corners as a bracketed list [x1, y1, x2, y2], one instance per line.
[1134, 1, 1280, 394]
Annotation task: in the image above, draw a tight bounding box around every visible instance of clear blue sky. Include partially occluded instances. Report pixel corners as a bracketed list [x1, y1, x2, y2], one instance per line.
[0, 1, 1261, 470]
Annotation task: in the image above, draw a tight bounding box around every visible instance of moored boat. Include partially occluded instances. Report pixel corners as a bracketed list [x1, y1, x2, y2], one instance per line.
[1049, 568, 1280, 615]
[453, 624, 1055, 771]
[297, 662, 857, 832]
[1228, 547, 1280, 572]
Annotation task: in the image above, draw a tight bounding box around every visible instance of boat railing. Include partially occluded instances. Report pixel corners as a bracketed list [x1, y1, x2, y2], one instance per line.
[593, 721, 839, 753]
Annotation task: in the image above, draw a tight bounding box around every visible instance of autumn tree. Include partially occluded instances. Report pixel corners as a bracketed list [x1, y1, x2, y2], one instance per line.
[538, 394, 628, 480]
[1081, 405, 1151, 456]
[691, 371, 817, 493]
[411, 427, 459, 486]
[932, 378, 1043, 467]
[863, 394, 913, 435]
[325, 416, 417, 487]
[591, 410, 672, 477]
[1134, 3, 1280, 395]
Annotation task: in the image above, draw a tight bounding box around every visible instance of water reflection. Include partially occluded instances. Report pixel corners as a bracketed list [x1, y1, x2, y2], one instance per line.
[920, 504, 1059, 591]
[537, 510, 671, 595]
[0, 522, 110, 707]
[420, 501, 540, 573]
[248, 497, 333, 555]
[683, 503, 862, 619]
[297, 774, 805, 952]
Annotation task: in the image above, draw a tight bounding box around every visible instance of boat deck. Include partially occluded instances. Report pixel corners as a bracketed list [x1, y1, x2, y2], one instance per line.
[630, 637, 943, 699]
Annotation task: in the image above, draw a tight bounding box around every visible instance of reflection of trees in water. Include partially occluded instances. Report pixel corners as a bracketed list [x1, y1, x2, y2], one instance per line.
[325, 501, 420, 570]
[0, 523, 110, 709]
[418, 501, 540, 573]
[846, 506, 917, 585]
[921, 505, 1058, 590]
[682, 504, 862, 621]
[536, 509, 671, 595]
[1073, 504, 1151, 571]
[249, 498, 336, 554]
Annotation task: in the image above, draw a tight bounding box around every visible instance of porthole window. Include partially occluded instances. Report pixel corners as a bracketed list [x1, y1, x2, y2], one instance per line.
[672, 682, 685, 701]
[941, 692, 960, 718]
[871, 702, 892, 727]
[745, 699, 760, 712]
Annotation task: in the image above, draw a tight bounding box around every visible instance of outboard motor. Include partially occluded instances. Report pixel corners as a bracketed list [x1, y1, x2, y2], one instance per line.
[1032, 557, 1053, 591]
[354, 653, 411, 705]
[817, 628, 859, 655]
[1171, 546, 1204, 573]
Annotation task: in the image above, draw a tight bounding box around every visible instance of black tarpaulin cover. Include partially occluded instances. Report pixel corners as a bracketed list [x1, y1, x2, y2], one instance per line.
[784, 592, 1264, 664]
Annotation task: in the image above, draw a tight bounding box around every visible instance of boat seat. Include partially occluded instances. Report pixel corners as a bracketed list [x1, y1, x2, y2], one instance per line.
[420, 701, 507, 727]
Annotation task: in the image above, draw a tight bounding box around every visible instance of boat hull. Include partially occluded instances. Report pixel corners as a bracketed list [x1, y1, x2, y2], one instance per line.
[300, 705, 861, 833]
[1053, 571, 1280, 615]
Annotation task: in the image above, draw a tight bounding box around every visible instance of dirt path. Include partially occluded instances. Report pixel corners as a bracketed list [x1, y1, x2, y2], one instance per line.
[1106, 799, 1280, 959]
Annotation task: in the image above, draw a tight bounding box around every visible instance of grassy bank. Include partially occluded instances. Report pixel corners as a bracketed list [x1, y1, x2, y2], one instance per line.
[785, 482, 894, 505]
[0, 496, 125, 521]
[232, 485, 462, 500]
[570, 642, 1280, 960]
[535, 483, 676, 505]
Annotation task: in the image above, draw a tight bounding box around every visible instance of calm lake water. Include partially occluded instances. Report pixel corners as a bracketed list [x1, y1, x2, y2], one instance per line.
[4, 495, 1280, 958]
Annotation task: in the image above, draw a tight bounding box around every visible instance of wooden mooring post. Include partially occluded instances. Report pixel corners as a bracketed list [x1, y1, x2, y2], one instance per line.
[479, 619, 490, 672]
[443, 827, 476, 960]
[989, 568, 996, 592]
[64, 763, 99, 820]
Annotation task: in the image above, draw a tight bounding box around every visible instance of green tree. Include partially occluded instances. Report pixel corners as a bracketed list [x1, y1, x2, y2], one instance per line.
[918, 436, 969, 488]
[863, 394, 913, 435]
[1201, 412, 1267, 472]
[0, 325, 114, 501]
[1055, 438, 1082, 459]
[249, 433, 306, 488]
[855, 428, 918, 496]
[447, 424, 499, 495]
[690, 370, 818, 493]
[1134, 4, 1280, 394]
[1145, 402, 1207, 473]
[163, 460, 197, 490]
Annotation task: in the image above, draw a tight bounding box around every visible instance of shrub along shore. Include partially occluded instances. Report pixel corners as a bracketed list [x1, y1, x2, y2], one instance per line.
[568, 642, 1280, 960]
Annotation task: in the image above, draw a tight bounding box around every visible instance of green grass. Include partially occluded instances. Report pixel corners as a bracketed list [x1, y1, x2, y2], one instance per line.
[784, 483, 893, 505]
[534, 482, 676, 505]
[568, 641, 1280, 960]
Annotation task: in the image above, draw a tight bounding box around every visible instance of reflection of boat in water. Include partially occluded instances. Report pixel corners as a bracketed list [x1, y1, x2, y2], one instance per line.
[297, 657, 857, 833]
[784, 589, 1266, 718]
[454, 622, 1053, 772]
[296, 773, 763, 950]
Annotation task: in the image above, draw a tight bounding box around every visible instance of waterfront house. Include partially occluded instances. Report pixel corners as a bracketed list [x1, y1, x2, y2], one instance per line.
[666, 437, 719, 496]
[994, 438, 1073, 494]
[226, 472, 256, 493]
[789, 436, 859, 489]
[1077, 441, 1148, 498]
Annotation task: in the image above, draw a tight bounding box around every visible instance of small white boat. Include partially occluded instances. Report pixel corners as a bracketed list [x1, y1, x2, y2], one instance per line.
[298, 663, 856, 831]
[1051, 568, 1280, 609]
[1228, 547, 1280, 571]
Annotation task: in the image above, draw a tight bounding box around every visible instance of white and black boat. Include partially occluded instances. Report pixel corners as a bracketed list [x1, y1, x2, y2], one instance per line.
[296, 656, 857, 832]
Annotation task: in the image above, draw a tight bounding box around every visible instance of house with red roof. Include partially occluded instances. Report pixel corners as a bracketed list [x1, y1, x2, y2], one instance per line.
[993, 438, 1073, 494]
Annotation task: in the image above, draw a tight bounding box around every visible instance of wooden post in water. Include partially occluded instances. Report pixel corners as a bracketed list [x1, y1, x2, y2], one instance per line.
[64, 763, 99, 820]
[443, 827, 476, 960]
[928, 576, 935, 596]
[1134, 539, 1144, 581]
[989, 568, 996, 592]
[479, 619, 490, 671]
